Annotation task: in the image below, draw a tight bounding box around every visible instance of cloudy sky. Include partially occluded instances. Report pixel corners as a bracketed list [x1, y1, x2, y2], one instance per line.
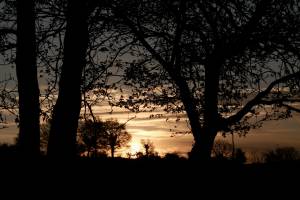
[1, 59, 300, 157]
[1, 102, 300, 157]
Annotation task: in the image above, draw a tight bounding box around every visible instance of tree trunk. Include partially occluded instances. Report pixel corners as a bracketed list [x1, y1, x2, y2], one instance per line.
[175, 80, 203, 159]
[171, 72, 218, 161]
[16, 0, 40, 157]
[111, 147, 115, 158]
[47, 0, 88, 158]
[201, 62, 221, 160]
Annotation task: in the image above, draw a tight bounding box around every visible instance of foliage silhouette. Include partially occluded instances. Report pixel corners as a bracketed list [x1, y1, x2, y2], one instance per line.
[102, 119, 131, 158]
[0, 0, 300, 160]
[210, 139, 246, 163]
[263, 147, 300, 163]
[109, 0, 300, 160]
[136, 139, 160, 160]
[78, 119, 107, 157]
[78, 119, 131, 158]
[164, 152, 186, 161]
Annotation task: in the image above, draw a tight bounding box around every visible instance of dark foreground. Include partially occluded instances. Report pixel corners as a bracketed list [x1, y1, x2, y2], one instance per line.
[1, 158, 299, 194]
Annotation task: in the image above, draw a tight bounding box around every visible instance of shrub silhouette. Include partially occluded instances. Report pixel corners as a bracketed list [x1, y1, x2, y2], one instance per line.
[136, 139, 160, 160]
[264, 147, 300, 163]
[164, 153, 186, 161]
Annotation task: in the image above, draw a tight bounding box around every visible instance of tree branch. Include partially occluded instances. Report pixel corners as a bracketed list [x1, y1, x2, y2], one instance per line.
[170, 0, 185, 67]
[113, 10, 169, 68]
[282, 104, 300, 113]
[225, 71, 300, 125]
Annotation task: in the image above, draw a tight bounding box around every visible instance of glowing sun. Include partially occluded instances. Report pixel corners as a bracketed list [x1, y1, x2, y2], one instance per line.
[130, 143, 141, 154]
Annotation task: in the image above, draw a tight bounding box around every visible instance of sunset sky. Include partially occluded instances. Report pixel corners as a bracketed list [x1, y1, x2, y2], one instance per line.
[1, 101, 300, 157]
[1, 59, 300, 157]
[0, 0, 300, 158]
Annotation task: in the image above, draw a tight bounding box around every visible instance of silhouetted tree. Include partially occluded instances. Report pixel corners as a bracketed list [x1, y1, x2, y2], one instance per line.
[0, 1, 18, 127]
[0, 0, 68, 126]
[141, 139, 155, 157]
[102, 119, 131, 158]
[263, 147, 300, 163]
[47, 0, 89, 158]
[78, 119, 131, 158]
[211, 139, 246, 162]
[1, 0, 300, 161]
[136, 139, 160, 159]
[78, 119, 106, 157]
[110, 0, 300, 160]
[248, 151, 264, 164]
[16, 0, 40, 157]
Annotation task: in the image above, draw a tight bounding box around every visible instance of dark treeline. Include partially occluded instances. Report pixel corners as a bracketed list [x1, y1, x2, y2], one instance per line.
[0, 0, 299, 160]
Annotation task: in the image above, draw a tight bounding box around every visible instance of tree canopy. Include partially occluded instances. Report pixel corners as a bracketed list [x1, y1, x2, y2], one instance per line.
[79, 119, 131, 158]
[0, 0, 299, 159]
[106, 0, 300, 159]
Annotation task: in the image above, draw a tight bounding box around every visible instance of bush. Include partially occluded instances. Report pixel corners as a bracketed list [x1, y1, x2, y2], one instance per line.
[264, 147, 300, 163]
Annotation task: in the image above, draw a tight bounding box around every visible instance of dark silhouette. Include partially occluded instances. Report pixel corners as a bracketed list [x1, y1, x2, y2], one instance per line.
[0, 143, 18, 158]
[0, 0, 299, 165]
[140, 139, 156, 157]
[164, 153, 186, 161]
[264, 147, 300, 163]
[234, 148, 247, 164]
[47, 0, 89, 158]
[78, 119, 106, 157]
[78, 119, 131, 158]
[40, 117, 131, 158]
[15, 0, 40, 157]
[102, 119, 131, 158]
[136, 139, 160, 160]
[111, 0, 300, 160]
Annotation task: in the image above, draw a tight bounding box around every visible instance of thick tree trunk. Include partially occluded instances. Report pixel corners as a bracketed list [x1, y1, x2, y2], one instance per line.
[174, 75, 217, 161]
[16, 0, 40, 157]
[201, 63, 221, 160]
[47, 0, 88, 158]
[175, 80, 202, 149]
[193, 133, 217, 160]
[188, 61, 221, 160]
